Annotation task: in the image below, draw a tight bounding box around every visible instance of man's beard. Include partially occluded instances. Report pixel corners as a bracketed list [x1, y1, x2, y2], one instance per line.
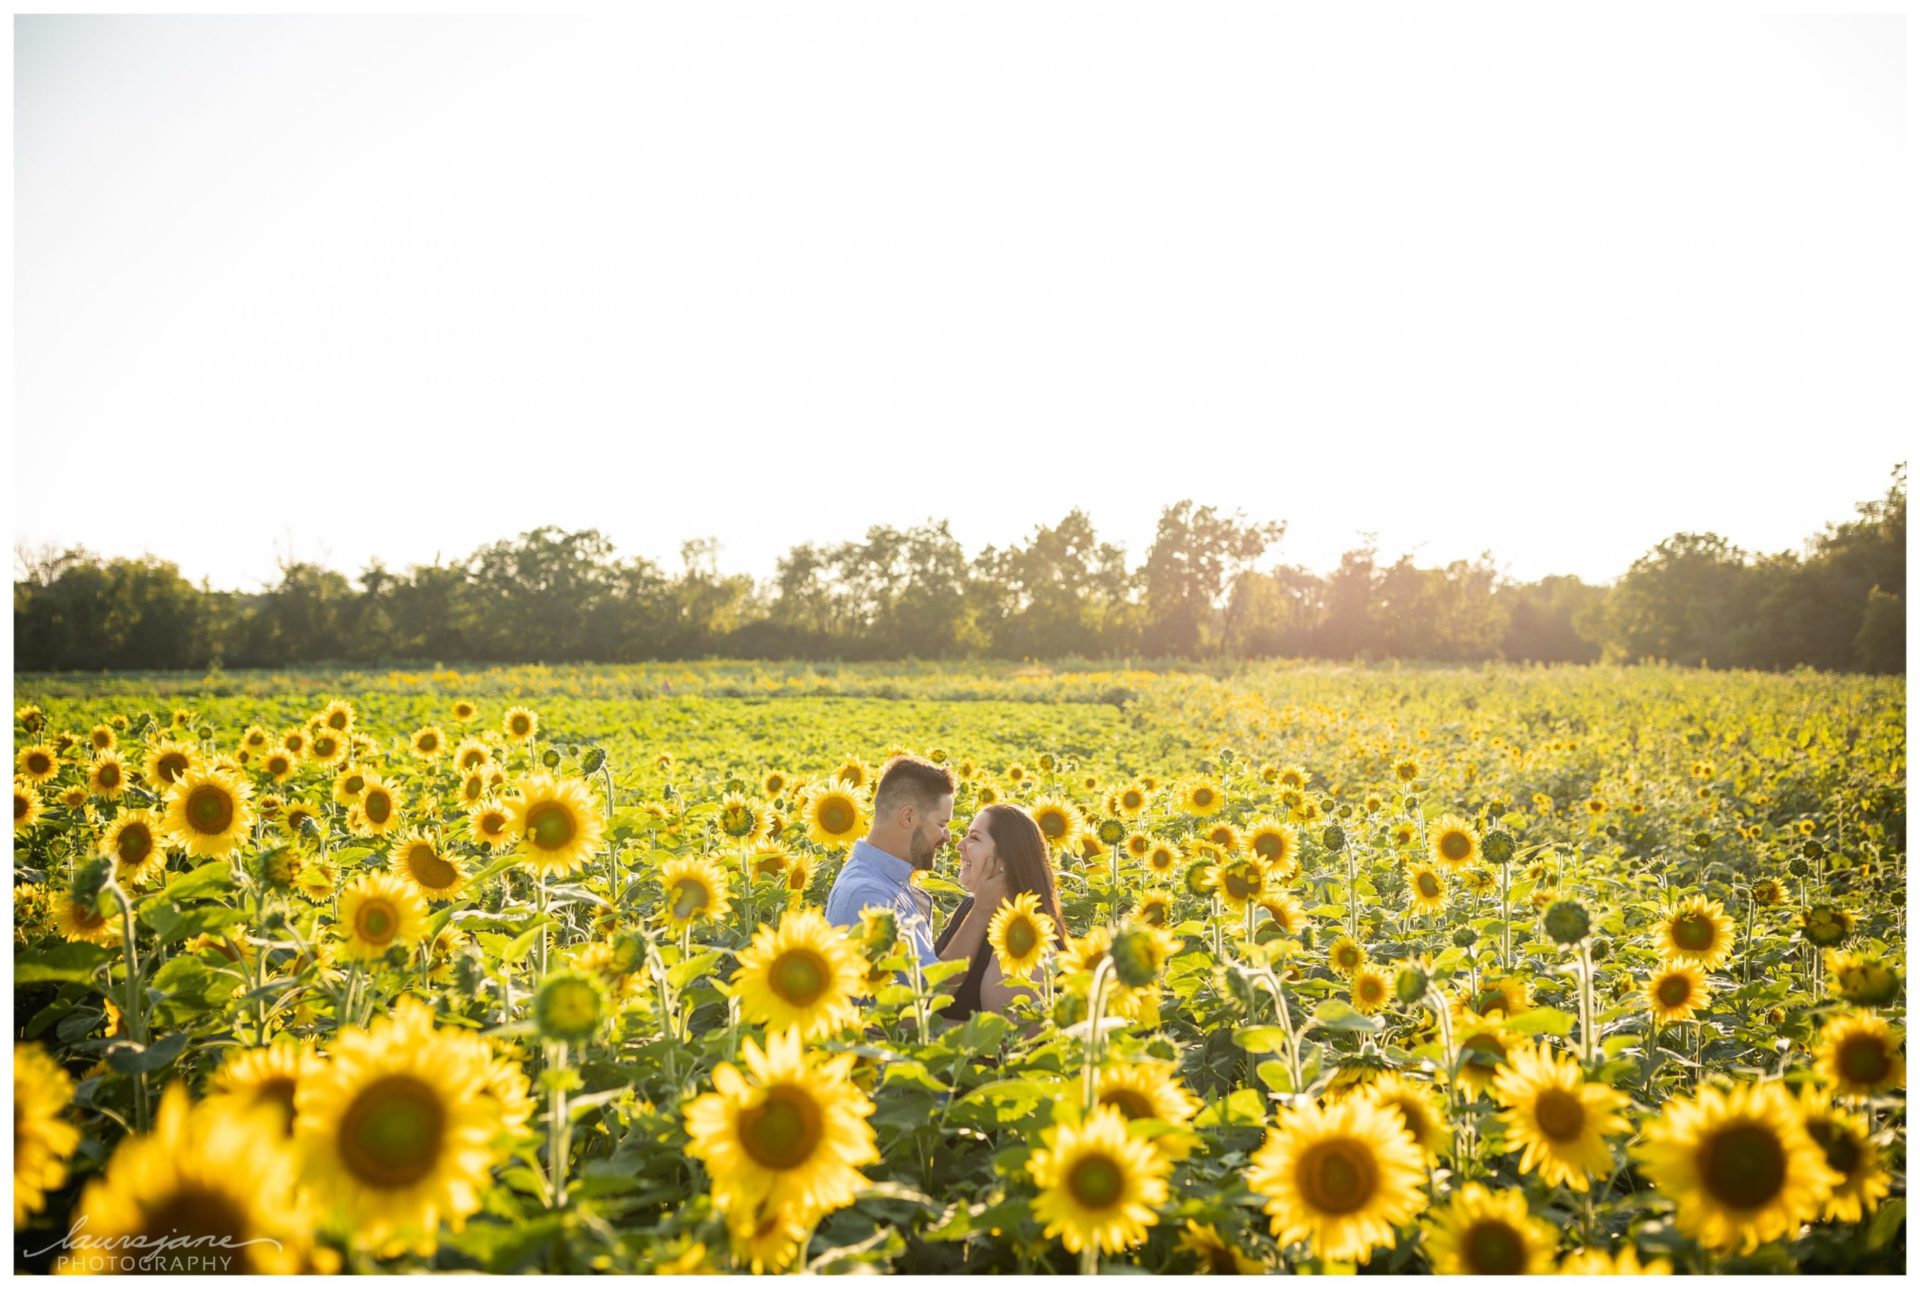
[909, 828, 937, 871]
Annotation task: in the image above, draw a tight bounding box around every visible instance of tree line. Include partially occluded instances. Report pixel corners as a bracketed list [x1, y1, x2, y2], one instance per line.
[13, 469, 1903, 674]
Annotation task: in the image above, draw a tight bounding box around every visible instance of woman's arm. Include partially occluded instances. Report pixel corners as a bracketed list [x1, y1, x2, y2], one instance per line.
[938, 899, 998, 962]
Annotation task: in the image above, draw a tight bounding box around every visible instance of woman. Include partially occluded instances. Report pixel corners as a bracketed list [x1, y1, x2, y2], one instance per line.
[933, 803, 1067, 1021]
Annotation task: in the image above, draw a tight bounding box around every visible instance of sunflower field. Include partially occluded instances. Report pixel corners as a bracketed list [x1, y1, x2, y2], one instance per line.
[10, 660, 1906, 1274]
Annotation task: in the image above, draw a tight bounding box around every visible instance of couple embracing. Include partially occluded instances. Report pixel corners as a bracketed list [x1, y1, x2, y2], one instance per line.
[823, 756, 1066, 1020]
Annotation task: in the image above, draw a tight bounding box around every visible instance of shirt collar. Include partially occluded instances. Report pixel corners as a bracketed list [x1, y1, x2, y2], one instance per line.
[850, 838, 915, 886]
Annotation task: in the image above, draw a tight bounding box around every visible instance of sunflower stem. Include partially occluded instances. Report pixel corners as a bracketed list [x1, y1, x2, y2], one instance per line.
[108, 877, 150, 1132]
[1082, 958, 1113, 1114]
[546, 1040, 571, 1210]
[1577, 939, 1596, 1068]
[1079, 1243, 1099, 1275]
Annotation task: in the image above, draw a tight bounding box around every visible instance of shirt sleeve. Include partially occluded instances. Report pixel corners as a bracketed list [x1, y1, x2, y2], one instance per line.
[825, 874, 888, 931]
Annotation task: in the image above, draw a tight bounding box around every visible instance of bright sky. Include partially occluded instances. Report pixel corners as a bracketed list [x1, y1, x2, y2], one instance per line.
[13, 9, 1906, 593]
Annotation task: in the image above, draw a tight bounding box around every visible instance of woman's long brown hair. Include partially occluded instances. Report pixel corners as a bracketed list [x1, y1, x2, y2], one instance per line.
[979, 803, 1067, 945]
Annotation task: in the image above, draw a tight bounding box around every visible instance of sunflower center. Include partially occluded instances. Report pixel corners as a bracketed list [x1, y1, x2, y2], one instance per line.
[819, 801, 853, 834]
[1463, 1219, 1528, 1274]
[99, 763, 122, 788]
[510, 717, 531, 736]
[417, 733, 438, 752]
[1334, 947, 1360, 971]
[1101, 1088, 1155, 1120]
[1440, 831, 1472, 862]
[1039, 812, 1067, 840]
[14, 792, 29, 820]
[157, 753, 188, 782]
[142, 1184, 252, 1254]
[997, 915, 1038, 959]
[1358, 977, 1385, 1005]
[1418, 873, 1442, 898]
[328, 712, 350, 730]
[117, 824, 154, 865]
[1701, 1122, 1787, 1210]
[1533, 1088, 1586, 1141]
[671, 879, 710, 921]
[1224, 866, 1260, 900]
[406, 846, 458, 890]
[1838, 1035, 1891, 1085]
[338, 1075, 446, 1188]
[1065, 1151, 1125, 1209]
[365, 791, 392, 825]
[1194, 789, 1215, 808]
[1656, 975, 1693, 1008]
[186, 785, 235, 834]
[770, 949, 830, 1007]
[1298, 1139, 1378, 1215]
[527, 803, 577, 850]
[27, 751, 53, 775]
[740, 1087, 823, 1170]
[1123, 791, 1144, 810]
[1672, 913, 1714, 952]
[1388, 1098, 1429, 1142]
[355, 899, 399, 946]
[1801, 1118, 1855, 1177]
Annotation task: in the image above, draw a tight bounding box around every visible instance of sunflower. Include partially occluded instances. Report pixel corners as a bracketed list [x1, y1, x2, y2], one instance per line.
[392, 829, 467, 902]
[1095, 1060, 1201, 1159]
[86, 750, 129, 798]
[1825, 947, 1901, 1008]
[1427, 814, 1480, 869]
[1656, 895, 1737, 971]
[1796, 1087, 1892, 1224]
[209, 1040, 325, 1137]
[409, 725, 447, 761]
[1407, 863, 1448, 915]
[1800, 904, 1853, 948]
[261, 748, 299, 783]
[1062, 927, 1161, 1024]
[467, 797, 516, 850]
[1145, 840, 1180, 877]
[1490, 1042, 1629, 1192]
[507, 773, 605, 878]
[100, 807, 168, 885]
[316, 699, 356, 733]
[1245, 819, 1300, 876]
[1177, 776, 1227, 817]
[337, 871, 429, 962]
[155, 766, 255, 859]
[72, 1083, 308, 1272]
[1813, 1011, 1903, 1101]
[332, 765, 369, 806]
[1422, 1181, 1556, 1274]
[683, 1026, 879, 1227]
[724, 1201, 808, 1273]
[801, 783, 868, 848]
[1453, 1021, 1520, 1094]
[1178, 1220, 1267, 1274]
[238, 724, 271, 754]
[1030, 795, 1086, 854]
[1646, 962, 1710, 1024]
[717, 792, 771, 845]
[1028, 1104, 1170, 1255]
[297, 998, 502, 1255]
[731, 909, 868, 1040]
[451, 737, 492, 774]
[15, 779, 45, 833]
[1451, 976, 1531, 1028]
[16, 742, 59, 784]
[349, 773, 402, 838]
[987, 892, 1059, 981]
[1134, 889, 1175, 928]
[15, 1044, 81, 1226]
[1631, 1079, 1837, 1254]
[54, 890, 121, 945]
[1246, 1096, 1427, 1264]
[1351, 965, 1392, 1015]
[1364, 1072, 1450, 1160]
[1558, 1245, 1674, 1275]
[503, 707, 539, 741]
[1259, 891, 1310, 936]
[661, 856, 734, 931]
[1112, 782, 1150, 818]
[1215, 856, 1268, 914]
[307, 727, 348, 766]
[1327, 933, 1367, 978]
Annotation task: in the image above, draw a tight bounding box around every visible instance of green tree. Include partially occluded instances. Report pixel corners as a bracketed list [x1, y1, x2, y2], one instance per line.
[1142, 502, 1284, 657]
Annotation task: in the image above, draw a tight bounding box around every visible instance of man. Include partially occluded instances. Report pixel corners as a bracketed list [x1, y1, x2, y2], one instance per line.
[824, 755, 955, 969]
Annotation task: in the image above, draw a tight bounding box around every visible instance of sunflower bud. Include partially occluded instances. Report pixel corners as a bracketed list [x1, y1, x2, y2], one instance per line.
[1321, 825, 1346, 853]
[1589, 936, 1612, 963]
[534, 969, 609, 1044]
[453, 949, 488, 998]
[70, 856, 112, 911]
[1403, 795, 1420, 815]
[1097, 818, 1126, 846]
[1802, 838, 1824, 860]
[1451, 926, 1478, 949]
[1801, 903, 1852, 948]
[1481, 829, 1516, 865]
[1108, 926, 1165, 989]
[581, 747, 606, 775]
[541, 748, 562, 769]
[1394, 965, 1429, 1006]
[254, 845, 302, 892]
[1543, 899, 1591, 945]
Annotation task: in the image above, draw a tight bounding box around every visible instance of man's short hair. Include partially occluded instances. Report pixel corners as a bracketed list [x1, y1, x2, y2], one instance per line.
[873, 756, 956, 818]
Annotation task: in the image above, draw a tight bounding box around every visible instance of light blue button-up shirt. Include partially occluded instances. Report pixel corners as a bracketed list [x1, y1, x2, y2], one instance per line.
[824, 839, 939, 968]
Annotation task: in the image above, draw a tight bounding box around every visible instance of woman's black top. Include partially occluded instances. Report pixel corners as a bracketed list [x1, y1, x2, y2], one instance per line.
[933, 897, 988, 1021]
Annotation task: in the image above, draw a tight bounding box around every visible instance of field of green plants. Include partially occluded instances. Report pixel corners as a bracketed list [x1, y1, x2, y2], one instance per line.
[11, 660, 1906, 1273]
